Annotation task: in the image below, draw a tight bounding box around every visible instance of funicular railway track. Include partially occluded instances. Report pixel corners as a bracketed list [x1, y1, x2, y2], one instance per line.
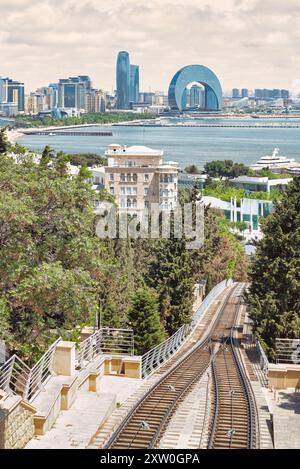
[207, 284, 258, 449]
[105, 283, 258, 449]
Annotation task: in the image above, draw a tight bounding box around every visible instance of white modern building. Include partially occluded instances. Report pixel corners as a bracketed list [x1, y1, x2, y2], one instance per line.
[229, 175, 292, 193]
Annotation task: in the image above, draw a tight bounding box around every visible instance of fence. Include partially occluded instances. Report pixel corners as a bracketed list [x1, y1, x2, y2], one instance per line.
[141, 279, 232, 379]
[76, 328, 134, 369]
[275, 338, 300, 364]
[255, 339, 269, 381]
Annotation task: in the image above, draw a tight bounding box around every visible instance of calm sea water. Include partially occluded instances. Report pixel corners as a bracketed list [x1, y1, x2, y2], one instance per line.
[3, 117, 300, 169]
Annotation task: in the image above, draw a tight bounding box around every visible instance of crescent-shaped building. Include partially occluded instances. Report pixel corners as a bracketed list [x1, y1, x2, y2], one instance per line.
[168, 65, 222, 112]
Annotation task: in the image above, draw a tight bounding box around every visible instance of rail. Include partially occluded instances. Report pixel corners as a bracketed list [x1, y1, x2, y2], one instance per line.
[24, 338, 61, 401]
[76, 328, 134, 369]
[256, 339, 269, 380]
[141, 279, 232, 379]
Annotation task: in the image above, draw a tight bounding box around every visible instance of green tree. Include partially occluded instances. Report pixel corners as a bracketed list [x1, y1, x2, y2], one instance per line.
[185, 164, 200, 174]
[128, 287, 166, 355]
[0, 151, 112, 362]
[247, 177, 300, 359]
[0, 128, 9, 154]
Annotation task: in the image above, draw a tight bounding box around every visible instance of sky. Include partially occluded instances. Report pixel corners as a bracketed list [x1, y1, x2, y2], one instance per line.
[0, 0, 299, 95]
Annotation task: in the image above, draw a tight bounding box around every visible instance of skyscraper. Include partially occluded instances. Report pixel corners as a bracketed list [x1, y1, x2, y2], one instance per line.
[190, 85, 201, 108]
[232, 88, 240, 99]
[241, 88, 248, 98]
[116, 51, 130, 109]
[0, 77, 25, 113]
[130, 65, 139, 104]
[57, 76, 91, 110]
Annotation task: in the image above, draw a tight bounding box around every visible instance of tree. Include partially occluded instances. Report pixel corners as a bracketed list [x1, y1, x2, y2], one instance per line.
[247, 177, 300, 359]
[40, 145, 53, 167]
[0, 151, 112, 362]
[185, 165, 200, 174]
[204, 160, 250, 178]
[0, 127, 9, 154]
[128, 287, 166, 355]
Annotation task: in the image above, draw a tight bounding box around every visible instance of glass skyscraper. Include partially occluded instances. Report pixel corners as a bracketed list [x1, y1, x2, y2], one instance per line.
[130, 65, 139, 104]
[116, 51, 130, 109]
[57, 76, 91, 110]
[0, 77, 24, 112]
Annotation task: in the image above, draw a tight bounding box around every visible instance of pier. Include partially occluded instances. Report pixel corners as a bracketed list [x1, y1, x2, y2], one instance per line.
[23, 130, 113, 136]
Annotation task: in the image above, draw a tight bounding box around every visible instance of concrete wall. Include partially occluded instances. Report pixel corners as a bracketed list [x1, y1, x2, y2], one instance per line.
[268, 364, 300, 390]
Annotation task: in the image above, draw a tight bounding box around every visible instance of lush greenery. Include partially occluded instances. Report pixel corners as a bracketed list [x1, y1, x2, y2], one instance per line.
[184, 164, 200, 174]
[15, 112, 156, 128]
[66, 153, 107, 167]
[204, 160, 251, 178]
[203, 180, 283, 202]
[0, 134, 249, 362]
[128, 287, 166, 355]
[247, 177, 300, 360]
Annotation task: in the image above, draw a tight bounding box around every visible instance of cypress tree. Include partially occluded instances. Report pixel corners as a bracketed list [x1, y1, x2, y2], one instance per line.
[128, 287, 166, 355]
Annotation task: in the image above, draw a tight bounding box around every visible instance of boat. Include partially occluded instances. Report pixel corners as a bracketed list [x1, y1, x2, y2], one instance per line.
[251, 148, 296, 170]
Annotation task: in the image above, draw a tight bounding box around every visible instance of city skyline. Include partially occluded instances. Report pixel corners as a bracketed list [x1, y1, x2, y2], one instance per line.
[1, 0, 299, 95]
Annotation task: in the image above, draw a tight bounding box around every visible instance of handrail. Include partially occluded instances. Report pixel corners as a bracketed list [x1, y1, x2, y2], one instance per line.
[141, 279, 232, 379]
[0, 338, 61, 402]
[76, 327, 134, 369]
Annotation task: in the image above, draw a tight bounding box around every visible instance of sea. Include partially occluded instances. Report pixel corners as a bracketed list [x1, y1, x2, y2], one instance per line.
[1, 117, 300, 169]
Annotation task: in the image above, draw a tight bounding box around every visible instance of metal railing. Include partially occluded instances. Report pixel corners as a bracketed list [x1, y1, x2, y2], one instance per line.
[23, 338, 61, 401]
[0, 355, 31, 397]
[0, 338, 61, 402]
[76, 328, 134, 369]
[275, 338, 300, 364]
[141, 279, 232, 379]
[256, 340, 269, 379]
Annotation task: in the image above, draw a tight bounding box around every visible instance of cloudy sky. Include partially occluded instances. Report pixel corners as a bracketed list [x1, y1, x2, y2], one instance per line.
[1, 0, 299, 94]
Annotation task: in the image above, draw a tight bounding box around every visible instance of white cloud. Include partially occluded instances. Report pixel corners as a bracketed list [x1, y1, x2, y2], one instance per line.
[0, 0, 299, 92]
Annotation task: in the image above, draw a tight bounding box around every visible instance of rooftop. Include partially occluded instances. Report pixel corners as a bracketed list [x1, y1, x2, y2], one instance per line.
[105, 144, 164, 157]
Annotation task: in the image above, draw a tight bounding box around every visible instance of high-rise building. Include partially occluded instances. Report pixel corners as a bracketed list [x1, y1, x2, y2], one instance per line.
[0, 77, 24, 114]
[232, 88, 240, 99]
[85, 89, 106, 113]
[57, 76, 92, 110]
[116, 51, 130, 109]
[130, 65, 139, 104]
[190, 85, 201, 108]
[241, 88, 249, 98]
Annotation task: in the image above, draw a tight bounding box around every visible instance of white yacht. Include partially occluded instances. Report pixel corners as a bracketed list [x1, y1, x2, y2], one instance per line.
[251, 148, 296, 171]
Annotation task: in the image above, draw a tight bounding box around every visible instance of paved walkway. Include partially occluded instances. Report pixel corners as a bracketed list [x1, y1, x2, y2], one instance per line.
[26, 376, 143, 449]
[272, 389, 300, 449]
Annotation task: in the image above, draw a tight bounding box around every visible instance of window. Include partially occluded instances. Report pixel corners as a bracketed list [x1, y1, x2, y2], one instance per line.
[126, 173, 131, 182]
[144, 201, 149, 209]
[109, 187, 114, 195]
[133, 173, 138, 182]
[109, 173, 114, 181]
[120, 187, 126, 195]
[120, 198, 125, 208]
[144, 188, 148, 196]
[132, 187, 137, 195]
[120, 173, 125, 182]
[144, 174, 149, 182]
[94, 176, 100, 184]
[127, 187, 132, 195]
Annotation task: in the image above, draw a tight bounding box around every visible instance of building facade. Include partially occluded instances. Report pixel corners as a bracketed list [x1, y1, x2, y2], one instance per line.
[104, 144, 178, 213]
[116, 51, 130, 109]
[0, 77, 25, 115]
[57, 76, 92, 110]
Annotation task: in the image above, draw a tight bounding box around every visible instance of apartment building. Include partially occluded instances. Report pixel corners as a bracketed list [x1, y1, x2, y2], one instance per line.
[104, 144, 178, 212]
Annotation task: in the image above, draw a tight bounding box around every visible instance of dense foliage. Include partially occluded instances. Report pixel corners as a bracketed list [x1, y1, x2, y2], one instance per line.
[247, 177, 300, 359]
[204, 160, 251, 178]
